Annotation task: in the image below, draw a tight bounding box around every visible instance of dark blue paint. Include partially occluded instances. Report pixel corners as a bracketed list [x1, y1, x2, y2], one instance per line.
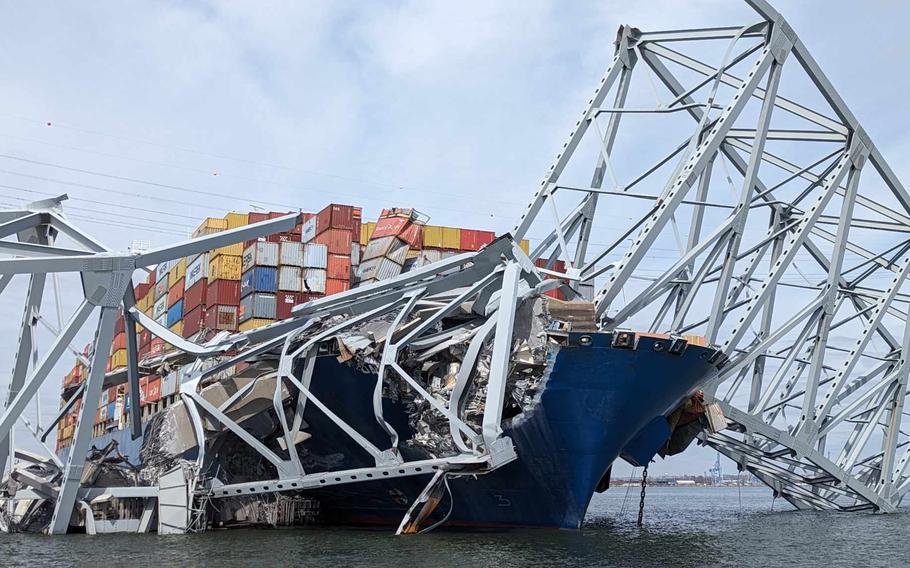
[300, 332, 719, 529]
[241, 267, 277, 297]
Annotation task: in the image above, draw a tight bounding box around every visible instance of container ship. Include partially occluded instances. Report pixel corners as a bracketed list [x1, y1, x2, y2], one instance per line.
[49, 203, 720, 532]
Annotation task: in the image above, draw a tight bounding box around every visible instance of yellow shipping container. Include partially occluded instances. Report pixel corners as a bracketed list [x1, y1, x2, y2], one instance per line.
[422, 225, 444, 248]
[360, 222, 376, 245]
[209, 255, 242, 281]
[110, 349, 128, 369]
[442, 227, 461, 249]
[519, 239, 530, 255]
[239, 318, 274, 332]
[213, 242, 244, 259]
[168, 258, 188, 288]
[137, 294, 149, 312]
[193, 217, 228, 238]
[224, 212, 249, 229]
[169, 321, 184, 337]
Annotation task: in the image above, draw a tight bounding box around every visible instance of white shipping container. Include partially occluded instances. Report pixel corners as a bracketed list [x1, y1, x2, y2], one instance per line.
[351, 242, 361, 266]
[185, 253, 210, 290]
[301, 216, 317, 243]
[278, 266, 302, 291]
[303, 269, 327, 294]
[417, 250, 443, 266]
[363, 236, 409, 264]
[156, 313, 168, 327]
[242, 241, 279, 271]
[155, 260, 173, 283]
[162, 371, 179, 397]
[153, 295, 168, 319]
[303, 243, 328, 268]
[239, 292, 277, 322]
[357, 257, 403, 282]
[279, 241, 305, 267]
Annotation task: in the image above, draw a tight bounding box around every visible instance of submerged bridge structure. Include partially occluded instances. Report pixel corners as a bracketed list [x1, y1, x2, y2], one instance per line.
[2, 0, 910, 533]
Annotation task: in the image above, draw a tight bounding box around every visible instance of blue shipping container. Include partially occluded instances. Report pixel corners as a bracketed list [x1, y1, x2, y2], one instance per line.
[167, 299, 184, 327]
[241, 267, 278, 298]
[107, 402, 116, 421]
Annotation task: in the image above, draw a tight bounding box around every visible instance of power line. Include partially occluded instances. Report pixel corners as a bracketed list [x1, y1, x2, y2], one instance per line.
[0, 183, 203, 221]
[0, 130, 532, 210]
[0, 152, 298, 210]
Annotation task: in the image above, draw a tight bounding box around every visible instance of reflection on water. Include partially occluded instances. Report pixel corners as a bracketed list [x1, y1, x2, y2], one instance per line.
[1, 488, 905, 567]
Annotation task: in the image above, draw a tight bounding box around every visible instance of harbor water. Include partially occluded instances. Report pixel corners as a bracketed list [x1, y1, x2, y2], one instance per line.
[2, 487, 906, 567]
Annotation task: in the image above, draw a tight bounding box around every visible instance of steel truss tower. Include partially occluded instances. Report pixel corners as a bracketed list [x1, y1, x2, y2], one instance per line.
[1, 0, 909, 533]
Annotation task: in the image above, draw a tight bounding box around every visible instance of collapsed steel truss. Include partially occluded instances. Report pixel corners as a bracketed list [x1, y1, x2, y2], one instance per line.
[513, 0, 910, 512]
[2, 0, 910, 534]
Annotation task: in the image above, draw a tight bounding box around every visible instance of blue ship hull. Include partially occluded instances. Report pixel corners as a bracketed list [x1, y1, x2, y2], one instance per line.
[74, 331, 719, 530]
[299, 332, 720, 529]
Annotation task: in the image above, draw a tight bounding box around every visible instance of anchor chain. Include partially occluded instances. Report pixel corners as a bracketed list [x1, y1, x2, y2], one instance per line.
[637, 465, 648, 527]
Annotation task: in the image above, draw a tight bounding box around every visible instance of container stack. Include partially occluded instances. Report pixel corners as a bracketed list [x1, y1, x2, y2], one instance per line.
[307, 203, 357, 295]
[166, 257, 187, 338]
[205, 213, 244, 336]
[356, 208, 424, 284]
[300, 241, 328, 300]
[239, 240, 279, 331]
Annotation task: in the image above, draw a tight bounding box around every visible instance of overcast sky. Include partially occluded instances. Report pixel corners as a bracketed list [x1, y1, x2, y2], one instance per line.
[1, 0, 910, 477]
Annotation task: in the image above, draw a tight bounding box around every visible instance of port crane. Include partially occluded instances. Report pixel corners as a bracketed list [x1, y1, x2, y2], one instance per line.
[3, 0, 910, 532]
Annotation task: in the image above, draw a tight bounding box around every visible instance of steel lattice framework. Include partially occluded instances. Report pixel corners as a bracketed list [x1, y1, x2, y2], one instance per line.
[513, 0, 910, 512]
[1, 0, 909, 534]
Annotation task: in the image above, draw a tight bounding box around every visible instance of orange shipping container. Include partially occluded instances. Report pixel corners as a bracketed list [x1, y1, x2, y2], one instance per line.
[167, 278, 185, 307]
[326, 278, 350, 296]
[315, 229, 354, 255]
[327, 254, 351, 280]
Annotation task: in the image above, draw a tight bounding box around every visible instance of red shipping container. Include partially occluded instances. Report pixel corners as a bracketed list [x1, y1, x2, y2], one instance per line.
[115, 313, 125, 334]
[204, 304, 239, 331]
[326, 278, 350, 296]
[399, 224, 422, 248]
[266, 232, 302, 244]
[460, 229, 496, 251]
[316, 204, 355, 234]
[139, 329, 151, 348]
[149, 338, 166, 356]
[184, 278, 208, 312]
[183, 305, 206, 337]
[535, 259, 567, 300]
[134, 282, 151, 300]
[275, 291, 300, 320]
[167, 277, 185, 307]
[146, 377, 161, 403]
[269, 211, 293, 219]
[248, 212, 269, 224]
[352, 207, 362, 244]
[138, 342, 151, 358]
[315, 229, 353, 255]
[371, 216, 408, 239]
[112, 332, 127, 352]
[298, 292, 322, 304]
[207, 279, 241, 306]
[327, 254, 352, 280]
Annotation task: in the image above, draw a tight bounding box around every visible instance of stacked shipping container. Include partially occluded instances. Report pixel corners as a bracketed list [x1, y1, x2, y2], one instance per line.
[57, 202, 537, 452]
